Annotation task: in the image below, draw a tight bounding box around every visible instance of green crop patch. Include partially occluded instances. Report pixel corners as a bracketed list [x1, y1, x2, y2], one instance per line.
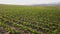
[0, 4, 60, 34]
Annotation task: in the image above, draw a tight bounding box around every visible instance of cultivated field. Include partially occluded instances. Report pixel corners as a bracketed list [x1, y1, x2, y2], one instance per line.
[0, 4, 60, 34]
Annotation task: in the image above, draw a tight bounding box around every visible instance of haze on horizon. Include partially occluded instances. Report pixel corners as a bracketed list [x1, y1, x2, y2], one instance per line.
[0, 0, 60, 5]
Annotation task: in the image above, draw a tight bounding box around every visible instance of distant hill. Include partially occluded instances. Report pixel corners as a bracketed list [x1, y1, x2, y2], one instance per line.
[31, 2, 60, 6]
[0, 2, 60, 6]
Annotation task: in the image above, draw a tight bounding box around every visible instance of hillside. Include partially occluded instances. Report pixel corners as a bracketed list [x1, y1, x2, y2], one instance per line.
[0, 4, 60, 34]
[32, 2, 60, 6]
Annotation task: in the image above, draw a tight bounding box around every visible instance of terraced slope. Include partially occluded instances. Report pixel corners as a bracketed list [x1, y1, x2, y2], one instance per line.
[0, 5, 60, 34]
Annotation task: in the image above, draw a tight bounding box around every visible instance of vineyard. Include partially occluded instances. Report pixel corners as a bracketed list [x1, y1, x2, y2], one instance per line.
[0, 4, 60, 34]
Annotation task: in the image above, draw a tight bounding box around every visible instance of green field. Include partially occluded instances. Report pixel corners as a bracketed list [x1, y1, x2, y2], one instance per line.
[0, 4, 60, 34]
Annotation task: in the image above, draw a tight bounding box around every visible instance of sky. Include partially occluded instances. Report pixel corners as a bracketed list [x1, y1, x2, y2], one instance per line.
[0, 0, 60, 5]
